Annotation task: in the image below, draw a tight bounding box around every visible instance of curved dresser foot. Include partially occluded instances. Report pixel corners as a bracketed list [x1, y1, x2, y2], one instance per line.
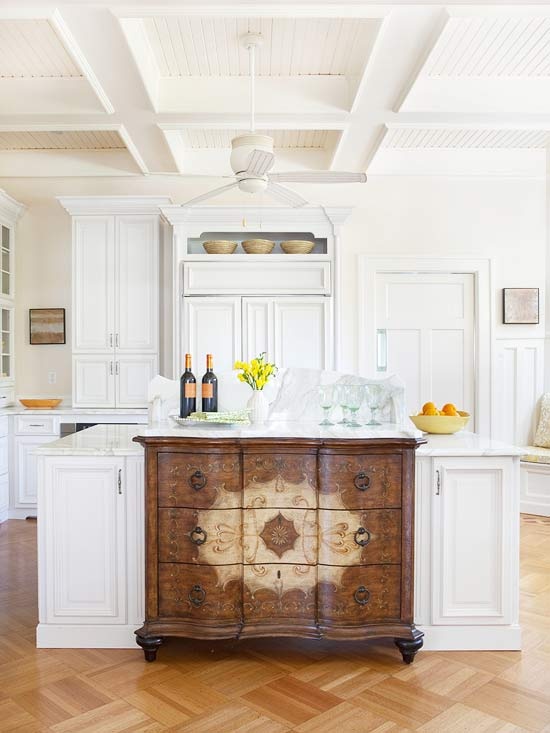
[136, 634, 163, 662]
[395, 630, 424, 664]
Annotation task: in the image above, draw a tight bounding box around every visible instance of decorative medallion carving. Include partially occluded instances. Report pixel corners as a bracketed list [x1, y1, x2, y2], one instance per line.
[259, 512, 300, 558]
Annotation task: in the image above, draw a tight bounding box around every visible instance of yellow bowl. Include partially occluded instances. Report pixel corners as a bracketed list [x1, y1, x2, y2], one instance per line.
[409, 411, 470, 434]
[19, 398, 62, 409]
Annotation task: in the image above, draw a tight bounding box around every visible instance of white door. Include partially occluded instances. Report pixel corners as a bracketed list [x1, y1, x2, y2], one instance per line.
[73, 355, 115, 408]
[273, 297, 331, 370]
[115, 216, 159, 354]
[375, 273, 475, 420]
[42, 458, 126, 624]
[116, 355, 158, 408]
[73, 216, 115, 352]
[14, 435, 57, 507]
[242, 298, 274, 362]
[431, 457, 516, 625]
[183, 297, 241, 374]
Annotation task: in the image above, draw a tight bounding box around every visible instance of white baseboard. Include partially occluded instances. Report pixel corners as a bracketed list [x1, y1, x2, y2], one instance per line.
[8, 508, 37, 520]
[521, 501, 550, 517]
[36, 624, 141, 649]
[418, 624, 522, 651]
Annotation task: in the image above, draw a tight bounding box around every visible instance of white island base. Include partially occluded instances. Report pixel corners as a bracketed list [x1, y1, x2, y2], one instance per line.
[35, 424, 522, 652]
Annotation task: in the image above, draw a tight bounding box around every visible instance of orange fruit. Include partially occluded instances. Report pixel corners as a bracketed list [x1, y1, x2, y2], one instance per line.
[441, 403, 458, 416]
[424, 406, 439, 416]
[422, 401, 437, 415]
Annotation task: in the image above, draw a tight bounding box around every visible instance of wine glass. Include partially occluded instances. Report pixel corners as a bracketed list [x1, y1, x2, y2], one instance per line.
[318, 385, 335, 426]
[336, 384, 349, 424]
[345, 385, 364, 427]
[365, 384, 388, 426]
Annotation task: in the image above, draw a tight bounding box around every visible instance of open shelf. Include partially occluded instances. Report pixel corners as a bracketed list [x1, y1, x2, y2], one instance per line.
[185, 231, 329, 256]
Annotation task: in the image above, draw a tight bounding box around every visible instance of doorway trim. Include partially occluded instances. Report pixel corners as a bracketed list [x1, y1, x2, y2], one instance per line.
[358, 256, 493, 437]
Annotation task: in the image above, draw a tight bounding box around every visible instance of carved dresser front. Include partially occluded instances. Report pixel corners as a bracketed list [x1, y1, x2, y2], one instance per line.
[134, 436, 425, 663]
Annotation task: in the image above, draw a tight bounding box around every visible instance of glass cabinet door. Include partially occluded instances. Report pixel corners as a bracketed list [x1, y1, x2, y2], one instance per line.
[1, 226, 10, 298]
[0, 307, 12, 380]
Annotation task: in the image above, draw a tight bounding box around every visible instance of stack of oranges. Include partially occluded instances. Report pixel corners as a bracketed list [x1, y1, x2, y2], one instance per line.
[419, 401, 460, 416]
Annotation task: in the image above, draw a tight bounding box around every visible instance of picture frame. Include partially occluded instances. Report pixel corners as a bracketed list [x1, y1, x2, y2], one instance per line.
[502, 288, 539, 325]
[29, 308, 66, 345]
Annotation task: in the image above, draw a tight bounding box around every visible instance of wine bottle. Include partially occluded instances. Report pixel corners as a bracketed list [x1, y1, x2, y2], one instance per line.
[179, 353, 196, 418]
[201, 354, 218, 412]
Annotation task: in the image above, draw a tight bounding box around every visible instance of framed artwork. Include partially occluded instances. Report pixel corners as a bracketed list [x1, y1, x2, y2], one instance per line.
[29, 308, 66, 344]
[502, 288, 539, 324]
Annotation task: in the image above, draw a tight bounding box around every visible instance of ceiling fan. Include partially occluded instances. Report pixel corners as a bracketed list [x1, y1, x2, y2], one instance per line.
[181, 33, 367, 208]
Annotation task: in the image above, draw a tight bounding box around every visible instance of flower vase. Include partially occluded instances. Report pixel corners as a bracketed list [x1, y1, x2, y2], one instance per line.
[247, 389, 269, 425]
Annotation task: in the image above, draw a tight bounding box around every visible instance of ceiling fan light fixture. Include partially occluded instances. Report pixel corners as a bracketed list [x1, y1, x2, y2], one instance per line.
[238, 177, 267, 194]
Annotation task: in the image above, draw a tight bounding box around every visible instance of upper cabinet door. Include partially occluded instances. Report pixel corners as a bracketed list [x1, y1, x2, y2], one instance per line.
[273, 297, 331, 370]
[73, 217, 115, 352]
[115, 216, 159, 354]
[242, 298, 274, 363]
[182, 297, 241, 374]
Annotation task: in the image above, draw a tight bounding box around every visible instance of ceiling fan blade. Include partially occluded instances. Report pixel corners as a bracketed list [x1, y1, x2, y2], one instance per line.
[245, 149, 275, 176]
[268, 171, 367, 184]
[266, 182, 308, 208]
[181, 181, 239, 207]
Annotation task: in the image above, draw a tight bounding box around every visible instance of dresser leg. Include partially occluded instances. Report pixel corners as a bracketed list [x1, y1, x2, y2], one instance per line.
[136, 634, 163, 662]
[395, 630, 424, 664]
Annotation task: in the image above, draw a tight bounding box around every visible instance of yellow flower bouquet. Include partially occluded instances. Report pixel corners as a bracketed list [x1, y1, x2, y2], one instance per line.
[234, 353, 277, 391]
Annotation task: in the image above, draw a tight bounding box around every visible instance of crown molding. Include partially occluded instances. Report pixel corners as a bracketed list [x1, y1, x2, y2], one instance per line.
[0, 190, 26, 224]
[57, 196, 173, 216]
[161, 205, 352, 230]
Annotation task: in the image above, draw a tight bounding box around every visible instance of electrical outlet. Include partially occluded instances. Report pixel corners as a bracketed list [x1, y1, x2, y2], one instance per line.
[48, 371, 56, 385]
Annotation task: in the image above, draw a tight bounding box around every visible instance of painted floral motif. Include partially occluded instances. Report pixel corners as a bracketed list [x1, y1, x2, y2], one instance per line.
[259, 512, 300, 558]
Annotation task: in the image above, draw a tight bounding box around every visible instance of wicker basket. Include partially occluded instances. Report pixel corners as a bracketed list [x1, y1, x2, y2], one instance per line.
[203, 240, 237, 254]
[280, 240, 315, 254]
[241, 239, 274, 254]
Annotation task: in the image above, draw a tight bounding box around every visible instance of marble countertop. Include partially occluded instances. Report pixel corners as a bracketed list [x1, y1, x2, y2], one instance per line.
[0, 406, 147, 416]
[33, 421, 524, 457]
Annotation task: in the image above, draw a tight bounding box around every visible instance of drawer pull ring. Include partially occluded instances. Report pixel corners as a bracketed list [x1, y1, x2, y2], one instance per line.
[354, 586, 371, 606]
[354, 527, 371, 547]
[354, 472, 370, 491]
[189, 470, 207, 491]
[190, 526, 207, 545]
[188, 584, 206, 608]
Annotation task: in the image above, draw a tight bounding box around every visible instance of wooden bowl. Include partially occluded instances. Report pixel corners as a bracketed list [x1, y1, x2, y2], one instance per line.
[281, 240, 315, 254]
[409, 411, 470, 434]
[19, 398, 62, 409]
[203, 240, 237, 254]
[241, 239, 274, 254]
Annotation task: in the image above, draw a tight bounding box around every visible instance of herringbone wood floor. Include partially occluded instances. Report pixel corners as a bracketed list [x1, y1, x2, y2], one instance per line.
[1, 516, 550, 732]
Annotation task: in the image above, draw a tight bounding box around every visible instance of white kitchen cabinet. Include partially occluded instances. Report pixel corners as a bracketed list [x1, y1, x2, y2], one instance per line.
[73, 356, 116, 408]
[116, 355, 158, 408]
[242, 298, 273, 362]
[183, 297, 242, 373]
[14, 435, 58, 508]
[272, 297, 331, 369]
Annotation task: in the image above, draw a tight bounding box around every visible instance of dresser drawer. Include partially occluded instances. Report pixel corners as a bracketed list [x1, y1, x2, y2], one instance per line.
[16, 415, 58, 435]
[243, 564, 316, 622]
[158, 563, 241, 620]
[158, 452, 241, 509]
[318, 565, 401, 624]
[319, 454, 402, 510]
[243, 453, 317, 509]
[243, 508, 317, 565]
[159, 508, 241, 564]
[319, 509, 401, 566]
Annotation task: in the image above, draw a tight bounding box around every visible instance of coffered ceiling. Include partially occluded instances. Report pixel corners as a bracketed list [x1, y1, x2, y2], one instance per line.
[1, 1, 550, 184]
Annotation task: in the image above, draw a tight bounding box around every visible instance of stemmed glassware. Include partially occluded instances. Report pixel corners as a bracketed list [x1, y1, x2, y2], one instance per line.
[317, 385, 335, 426]
[345, 385, 363, 427]
[364, 384, 388, 426]
[336, 384, 350, 424]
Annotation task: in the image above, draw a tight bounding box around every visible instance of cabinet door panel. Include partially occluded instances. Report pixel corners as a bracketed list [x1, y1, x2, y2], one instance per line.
[273, 297, 331, 370]
[73, 356, 115, 408]
[15, 435, 57, 507]
[432, 457, 516, 624]
[73, 217, 115, 352]
[116, 216, 159, 353]
[115, 355, 157, 408]
[242, 298, 274, 362]
[43, 459, 126, 623]
[183, 297, 241, 374]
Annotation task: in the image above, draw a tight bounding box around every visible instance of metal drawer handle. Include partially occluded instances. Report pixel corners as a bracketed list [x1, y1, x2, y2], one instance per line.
[29, 424, 45, 428]
[188, 584, 206, 608]
[354, 585, 371, 606]
[354, 471, 370, 491]
[354, 527, 371, 547]
[190, 526, 207, 545]
[188, 470, 207, 491]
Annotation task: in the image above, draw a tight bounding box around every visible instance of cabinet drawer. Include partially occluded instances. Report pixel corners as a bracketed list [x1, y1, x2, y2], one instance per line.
[158, 563, 241, 621]
[243, 453, 317, 509]
[244, 507, 317, 565]
[243, 564, 316, 622]
[318, 565, 401, 624]
[319, 454, 402, 510]
[319, 509, 401, 566]
[158, 452, 241, 509]
[16, 415, 58, 435]
[159, 508, 241, 564]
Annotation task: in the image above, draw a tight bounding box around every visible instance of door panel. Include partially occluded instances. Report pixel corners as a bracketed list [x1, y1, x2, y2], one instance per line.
[15, 435, 57, 507]
[242, 298, 274, 362]
[116, 355, 157, 408]
[273, 297, 330, 370]
[73, 355, 115, 408]
[182, 297, 241, 374]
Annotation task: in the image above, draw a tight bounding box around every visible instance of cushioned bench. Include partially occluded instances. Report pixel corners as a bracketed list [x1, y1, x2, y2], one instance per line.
[520, 395, 550, 516]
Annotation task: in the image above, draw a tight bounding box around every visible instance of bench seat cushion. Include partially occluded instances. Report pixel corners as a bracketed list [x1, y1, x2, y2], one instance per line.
[521, 446, 550, 465]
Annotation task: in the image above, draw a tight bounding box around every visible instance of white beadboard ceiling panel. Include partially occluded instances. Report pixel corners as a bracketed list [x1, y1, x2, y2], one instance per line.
[426, 17, 550, 78]
[0, 130, 125, 151]
[179, 129, 339, 149]
[0, 20, 81, 79]
[383, 127, 550, 149]
[143, 17, 379, 77]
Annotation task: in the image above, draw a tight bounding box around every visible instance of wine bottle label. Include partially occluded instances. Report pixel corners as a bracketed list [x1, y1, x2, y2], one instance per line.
[202, 383, 213, 398]
[184, 383, 196, 398]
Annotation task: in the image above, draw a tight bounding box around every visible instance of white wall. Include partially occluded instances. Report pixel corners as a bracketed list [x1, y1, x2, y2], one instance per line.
[1, 175, 546, 443]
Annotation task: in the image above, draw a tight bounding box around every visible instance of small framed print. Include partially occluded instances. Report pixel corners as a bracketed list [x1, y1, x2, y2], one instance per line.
[503, 288, 539, 325]
[29, 308, 66, 345]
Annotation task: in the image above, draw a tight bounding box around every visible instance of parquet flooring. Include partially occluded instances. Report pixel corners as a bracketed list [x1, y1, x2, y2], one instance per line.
[0, 515, 549, 732]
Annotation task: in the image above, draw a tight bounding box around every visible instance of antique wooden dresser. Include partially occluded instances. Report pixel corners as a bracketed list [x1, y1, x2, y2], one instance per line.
[134, 435, 425, 663]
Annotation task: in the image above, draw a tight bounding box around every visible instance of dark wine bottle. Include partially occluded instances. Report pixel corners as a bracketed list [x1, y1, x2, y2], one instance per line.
[179, 353, 196, 418]
[201, 354, 218, 412]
